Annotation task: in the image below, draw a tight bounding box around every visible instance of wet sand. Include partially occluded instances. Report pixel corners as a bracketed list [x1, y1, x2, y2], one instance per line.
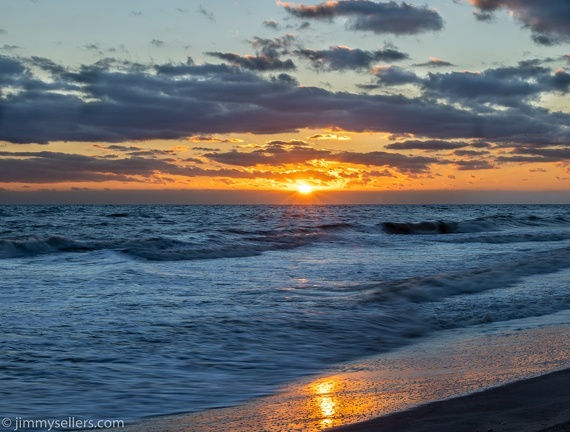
[331, 368, 570, 432]
[111, 319, 570, 432]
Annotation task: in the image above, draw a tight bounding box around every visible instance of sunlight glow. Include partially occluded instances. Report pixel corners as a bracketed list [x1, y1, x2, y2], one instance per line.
[297, 183, 313, 194]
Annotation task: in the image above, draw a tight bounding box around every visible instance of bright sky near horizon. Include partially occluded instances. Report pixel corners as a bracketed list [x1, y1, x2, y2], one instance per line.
[1, 0, 570, 203]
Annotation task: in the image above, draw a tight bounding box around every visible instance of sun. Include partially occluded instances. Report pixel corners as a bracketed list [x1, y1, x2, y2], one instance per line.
[297, 183, 313, 194]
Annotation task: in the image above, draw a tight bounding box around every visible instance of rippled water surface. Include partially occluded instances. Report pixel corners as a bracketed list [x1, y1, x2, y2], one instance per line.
[2, 204, 570, 421]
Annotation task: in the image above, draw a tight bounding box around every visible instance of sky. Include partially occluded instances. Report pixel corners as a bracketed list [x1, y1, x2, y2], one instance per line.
[1, 0, 570, 204]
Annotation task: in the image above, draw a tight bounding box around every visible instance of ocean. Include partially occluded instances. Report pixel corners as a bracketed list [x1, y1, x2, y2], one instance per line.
[2, 204, 570, 425]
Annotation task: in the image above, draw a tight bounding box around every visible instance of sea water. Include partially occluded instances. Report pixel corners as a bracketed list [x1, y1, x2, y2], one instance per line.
[1, 204, 570, 422]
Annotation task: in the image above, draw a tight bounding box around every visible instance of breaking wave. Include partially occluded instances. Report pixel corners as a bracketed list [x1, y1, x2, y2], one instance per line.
[0, 231, 324, 261]
[381, 213, 570, 235]
[363, 246, 570, 303]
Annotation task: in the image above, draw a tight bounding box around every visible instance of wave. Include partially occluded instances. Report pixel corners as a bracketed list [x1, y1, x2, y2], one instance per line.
[381, 213, 570, 235]
[0, 232, 321, 261]
[0, 236, 96, 259]
[363, 246, 570, 303]
[381, 219, 499, 234]
[443, 232, 570, 244]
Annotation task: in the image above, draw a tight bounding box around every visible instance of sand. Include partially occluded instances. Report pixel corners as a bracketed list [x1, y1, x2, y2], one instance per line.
[110, 318, 570, 432]
[331, 368, 570, 432]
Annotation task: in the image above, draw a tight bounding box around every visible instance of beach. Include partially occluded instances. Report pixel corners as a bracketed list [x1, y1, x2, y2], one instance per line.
[332, 369, 570, 432]
[113, 313, 570, 432]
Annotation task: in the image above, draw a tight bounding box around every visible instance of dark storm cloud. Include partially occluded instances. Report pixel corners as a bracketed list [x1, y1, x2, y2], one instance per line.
[386, 140, 470, 151]
[1, 55, 570, 146]
[470, 0, 570, 45]
[295, 45, 408, 71]
[278, 0, 444, 35]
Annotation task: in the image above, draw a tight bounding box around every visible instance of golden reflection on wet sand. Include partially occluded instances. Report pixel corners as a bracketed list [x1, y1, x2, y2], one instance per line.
[312, 379, 337, 429]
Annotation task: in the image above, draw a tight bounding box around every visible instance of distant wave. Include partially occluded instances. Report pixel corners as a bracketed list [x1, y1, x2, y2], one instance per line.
[0, 232, 323, 261]
[382, 213, 570, 235]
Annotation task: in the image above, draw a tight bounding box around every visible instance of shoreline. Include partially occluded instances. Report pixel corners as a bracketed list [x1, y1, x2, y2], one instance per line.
[111, 317, 570, 432]
[330, 368, 570, 432]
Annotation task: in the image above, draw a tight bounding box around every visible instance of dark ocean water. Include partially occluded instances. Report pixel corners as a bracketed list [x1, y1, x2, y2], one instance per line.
[2, 204, 570, 424]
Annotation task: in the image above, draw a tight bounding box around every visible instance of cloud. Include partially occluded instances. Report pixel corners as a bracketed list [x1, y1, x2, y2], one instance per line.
[92, 144, 185, 158]
[206, 34, 296, 71]
[507, 146, 570, 161]
[0, 45, 21, 52]
[0, 150, 289, 183]
[198, 5, 215, 21]
[420, 62, 570, 107]
[279, 0, 444, 35]
[205, 52, 296, 71]
[84, 43, 101, 52]
[263, 19, 280, 30]
[454, 160, 495, 170]
[187, 135, 244, 143]
[0, 29, 8, 36]
[0, 151, 188, 183]
[250, 34, 295, 57]
[372, 65, 420, 86]
[454, 149, 490, 156]
[193, 147, 221, 152]
[413, 57, 454, 67]
[295, 45, 408, 71]
[270, 72, 299, 86]
[151, 39, 165, 48]
[469, 0, 570, 45]
[386, 140, 470, 151]
[204, 142, 440, 173]
[1, 55, 570, 149]
[308, 133, 350, 140]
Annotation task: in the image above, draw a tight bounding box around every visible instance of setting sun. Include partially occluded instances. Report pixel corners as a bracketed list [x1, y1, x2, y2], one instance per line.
[297, 184, 313, 194]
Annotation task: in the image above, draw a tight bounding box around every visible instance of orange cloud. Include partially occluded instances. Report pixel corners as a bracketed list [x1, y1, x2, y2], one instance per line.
[187, 135, 244, 143]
